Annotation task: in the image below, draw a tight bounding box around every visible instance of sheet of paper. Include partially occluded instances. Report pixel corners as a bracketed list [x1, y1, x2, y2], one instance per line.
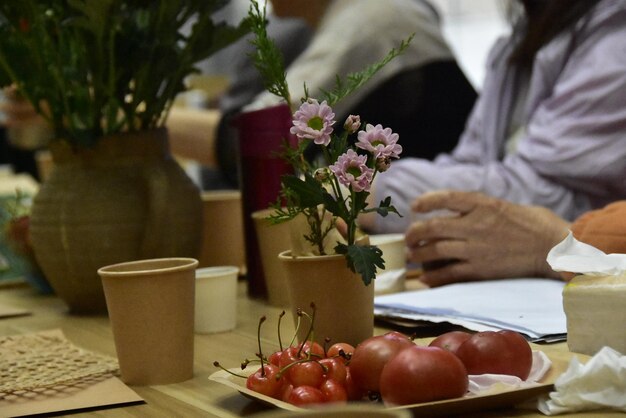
[374, 278, 567, 340]
[0, 376, 143, 417]
[0, 302, 30, 319]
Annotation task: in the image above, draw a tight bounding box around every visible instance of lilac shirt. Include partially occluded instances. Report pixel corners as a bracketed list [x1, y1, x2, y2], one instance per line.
[372, 0, 626, 233]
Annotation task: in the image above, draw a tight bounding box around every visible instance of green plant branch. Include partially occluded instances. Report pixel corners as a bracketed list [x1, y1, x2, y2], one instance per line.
[319, 33, 414, 106]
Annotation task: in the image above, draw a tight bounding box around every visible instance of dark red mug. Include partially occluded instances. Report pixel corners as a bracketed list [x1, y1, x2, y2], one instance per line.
[234, 103, 296, 298]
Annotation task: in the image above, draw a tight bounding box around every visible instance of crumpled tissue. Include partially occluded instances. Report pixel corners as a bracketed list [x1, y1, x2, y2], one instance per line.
[537, 346, 626, 415]
[468, 350, 551, 395]
[547, 231, 626, 275]
[546, 232, 626, 357]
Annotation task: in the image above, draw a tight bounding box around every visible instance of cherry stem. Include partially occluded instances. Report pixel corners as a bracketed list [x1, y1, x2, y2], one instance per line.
[257, 316, 267, 376]
[291, 309, 303, 347]
[277, 310, 285, 351]
[213, 361, 247, 379]
[323, 337, 331, 357]
[299, 303, 317, 352]
[337, 348, 352, 362]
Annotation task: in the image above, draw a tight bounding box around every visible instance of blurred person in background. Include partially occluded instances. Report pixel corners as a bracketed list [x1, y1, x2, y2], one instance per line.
[211, 0, 477, 188]
[360, 0, 626, 239]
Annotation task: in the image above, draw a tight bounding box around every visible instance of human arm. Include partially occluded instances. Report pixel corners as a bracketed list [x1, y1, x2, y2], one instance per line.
[165, 107, 220, 167]
[248, 0, 452, 115]
[369, 5, 626, 234]
[405, 190, 570, 287]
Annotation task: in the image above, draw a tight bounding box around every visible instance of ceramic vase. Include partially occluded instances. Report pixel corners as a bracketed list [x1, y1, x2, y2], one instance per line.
[29, 128, 202, 314]
[278, 250, 374, 347]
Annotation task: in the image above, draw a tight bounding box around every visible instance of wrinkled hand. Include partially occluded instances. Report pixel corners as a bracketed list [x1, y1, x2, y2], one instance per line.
[405, 190, 570, 287]
[0, 87, 46, 129]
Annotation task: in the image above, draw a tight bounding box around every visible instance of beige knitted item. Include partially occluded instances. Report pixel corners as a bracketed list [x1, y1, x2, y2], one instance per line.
[0, 329, 119, 397]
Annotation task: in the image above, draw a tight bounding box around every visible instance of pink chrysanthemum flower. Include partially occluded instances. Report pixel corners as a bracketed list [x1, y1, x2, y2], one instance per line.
[356, 123, 402, 159]
[289, 99, 335, 146]
[329, 149, 374, 193]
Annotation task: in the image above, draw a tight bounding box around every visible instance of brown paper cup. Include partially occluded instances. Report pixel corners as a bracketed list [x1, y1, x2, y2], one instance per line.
[251, 208, 292, 307]
[98, 258, 198, 385]
[199, 190, 246, 273]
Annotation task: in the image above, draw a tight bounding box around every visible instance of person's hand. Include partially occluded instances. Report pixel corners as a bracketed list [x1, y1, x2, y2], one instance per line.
[0, 87, 46, 129]
[405, 190, 570, 287]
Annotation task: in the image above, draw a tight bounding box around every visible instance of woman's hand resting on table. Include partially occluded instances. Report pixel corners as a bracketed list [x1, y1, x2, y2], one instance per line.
[406, 190, 570, 287]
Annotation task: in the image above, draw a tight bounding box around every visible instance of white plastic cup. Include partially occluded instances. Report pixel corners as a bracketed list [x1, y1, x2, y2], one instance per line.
[370, 233, 407, 294]
[195, 266, 238, 333]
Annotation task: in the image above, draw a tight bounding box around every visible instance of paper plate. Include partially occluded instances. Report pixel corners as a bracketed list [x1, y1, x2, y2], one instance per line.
[209, 349, 575, 417]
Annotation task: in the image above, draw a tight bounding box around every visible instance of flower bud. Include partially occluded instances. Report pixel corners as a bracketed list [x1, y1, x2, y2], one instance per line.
[314, 167, 330, 182]
[376, 156, 392, 172]
[343, 115, 361, 134]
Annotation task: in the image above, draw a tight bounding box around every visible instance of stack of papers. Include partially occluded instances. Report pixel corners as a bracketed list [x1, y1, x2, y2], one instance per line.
[374, 278, 567, 342]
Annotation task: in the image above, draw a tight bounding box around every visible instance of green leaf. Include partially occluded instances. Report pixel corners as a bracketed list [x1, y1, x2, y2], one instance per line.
[281, 173, 325, 209]
[335, 243, 384, 286]
[373, 196, 402, 218]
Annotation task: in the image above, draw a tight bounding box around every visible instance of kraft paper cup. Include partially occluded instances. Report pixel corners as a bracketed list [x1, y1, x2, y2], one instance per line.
[251, 208, 292, 307]
[195, 266, 238, 333]
[98, 257, 197, 385]
[370, 233, 407, 294]
[198, 190, 246, 273]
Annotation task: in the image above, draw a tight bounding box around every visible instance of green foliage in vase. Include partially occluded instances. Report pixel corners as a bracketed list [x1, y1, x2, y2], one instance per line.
[247, 0, 410, 286]
[0, 0, 250, 148]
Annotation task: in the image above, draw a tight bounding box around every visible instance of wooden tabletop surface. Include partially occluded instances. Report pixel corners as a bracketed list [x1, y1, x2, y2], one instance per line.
[0, 281, 621, 418]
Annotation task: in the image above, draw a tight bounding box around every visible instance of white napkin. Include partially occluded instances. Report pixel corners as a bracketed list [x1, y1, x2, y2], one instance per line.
[547, 232, 626, 275]
[374, 268, 406, 295]
[537, 346, 626, 415]
[468, 350, 552, 395]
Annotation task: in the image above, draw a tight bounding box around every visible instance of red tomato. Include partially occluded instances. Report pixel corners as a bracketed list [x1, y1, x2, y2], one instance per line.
[344, 367, 367, 401]
[382, 331, 412, 343]
[428, 331, 472, 355]
[379, 345, 468, 405]
[456, 330, 532, 379]
[349, 335, 414, 392]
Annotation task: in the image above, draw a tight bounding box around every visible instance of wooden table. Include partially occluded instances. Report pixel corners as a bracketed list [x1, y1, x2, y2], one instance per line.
[0, 281, 621, 418]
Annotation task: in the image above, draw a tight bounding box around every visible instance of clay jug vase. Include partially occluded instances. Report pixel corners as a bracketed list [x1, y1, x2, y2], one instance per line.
[29, 128, 202, 314]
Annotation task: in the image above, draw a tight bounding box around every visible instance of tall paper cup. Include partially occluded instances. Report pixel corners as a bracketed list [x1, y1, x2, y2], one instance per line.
[199, 190, 246, 272]
[251, 208, 292, 307]
[195, 266, 238, 333]
[98, 257, 197, 385]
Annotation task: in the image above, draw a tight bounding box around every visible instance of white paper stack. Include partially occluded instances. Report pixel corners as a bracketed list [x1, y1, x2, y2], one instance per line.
[374, 278, 567, 341]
